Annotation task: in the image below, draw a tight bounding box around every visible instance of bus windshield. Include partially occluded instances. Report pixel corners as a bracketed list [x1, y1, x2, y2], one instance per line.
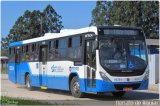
[99, 39, 147, 71]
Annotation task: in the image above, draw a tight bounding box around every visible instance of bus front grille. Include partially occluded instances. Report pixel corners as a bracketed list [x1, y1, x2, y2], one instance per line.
[108, 70, 145, 77]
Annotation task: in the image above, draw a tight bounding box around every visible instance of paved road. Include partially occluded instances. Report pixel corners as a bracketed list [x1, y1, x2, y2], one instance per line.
[1, 74, 159, 106]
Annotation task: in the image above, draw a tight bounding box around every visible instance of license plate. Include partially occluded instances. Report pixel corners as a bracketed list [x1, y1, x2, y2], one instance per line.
[123, 87, 133, 91]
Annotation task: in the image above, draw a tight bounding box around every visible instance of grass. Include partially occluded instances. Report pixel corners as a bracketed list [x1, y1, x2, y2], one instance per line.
[1, 96, 76, 105]
[1, 96, 52, 105]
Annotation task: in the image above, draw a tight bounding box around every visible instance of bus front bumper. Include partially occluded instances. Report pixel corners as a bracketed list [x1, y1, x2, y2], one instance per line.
[81, 79, 148, 92]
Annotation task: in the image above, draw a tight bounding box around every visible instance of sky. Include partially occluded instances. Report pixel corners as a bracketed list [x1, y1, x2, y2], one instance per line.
[1, 1, 96, 38]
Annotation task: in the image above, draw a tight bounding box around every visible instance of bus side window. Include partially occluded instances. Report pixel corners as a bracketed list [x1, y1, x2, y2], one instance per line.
[22, 46, 25, 53]
[31, 44, 35, 52]
[9, 48, 11, 55]
[13, 47, 15, 54]
[34, 43, 39, 61]
[68, 37, 72, 48]
[49, 41, 51, 50]
[49, 41, 54, 50]
[80, 36, 82, 46]
[34, 44, 36, 51]
[55, 40, 59, 49]
[9, 47, 14, 62]
[58, 38, 67, 58]
[55, 40, 59, 58]
[15, 49, 20, 63]
[25, 45, 29, 61]
[30, 44, 35, 61]
[69, 36, 82, 59]
[26, 45, 29, 52]
[48, 40, 55, 60]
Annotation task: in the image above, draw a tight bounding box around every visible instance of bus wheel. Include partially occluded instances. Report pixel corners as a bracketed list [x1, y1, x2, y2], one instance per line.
[112, 91, 126, 97]
[25, 74, 33, 90]
[70, 76, 84, 98]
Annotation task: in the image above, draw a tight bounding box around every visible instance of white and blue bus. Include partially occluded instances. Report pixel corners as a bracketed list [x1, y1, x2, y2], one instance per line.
[8, 26, 149, 98]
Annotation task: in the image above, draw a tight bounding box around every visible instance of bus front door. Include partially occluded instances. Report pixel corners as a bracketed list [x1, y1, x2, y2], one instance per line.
[39, 46, 48, 86]
[85, 40, 96, 90]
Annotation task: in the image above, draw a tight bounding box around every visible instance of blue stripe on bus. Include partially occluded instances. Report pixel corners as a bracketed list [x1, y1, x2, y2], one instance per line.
[8, 62, 148, 92]
[8, 62, 34, 85]
[46, 76, 69, 90]
[9, 41, 23, 47]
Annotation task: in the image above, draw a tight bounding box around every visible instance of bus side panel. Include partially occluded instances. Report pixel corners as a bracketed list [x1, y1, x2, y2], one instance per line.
[47, 75, 69, 90]
[23, 62, 40, 87]
[18, 62, 29, 85]
[79, 77, 86, 92]
[8, 62, 16, 83]
[16, 63, 21, 84]
[31, 74, 40, 87]
[16, 62, 40, 87]
[46, 61, 86, 91]
[46, 61, 70, 90]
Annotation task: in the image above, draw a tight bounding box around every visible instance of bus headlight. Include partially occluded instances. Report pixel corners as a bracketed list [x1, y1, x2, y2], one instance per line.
[143, 70, 149, 81]
[99, 72, 111, 82]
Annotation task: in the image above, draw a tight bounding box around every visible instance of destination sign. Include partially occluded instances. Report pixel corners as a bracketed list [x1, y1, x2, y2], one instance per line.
[98, 28, 141, 36]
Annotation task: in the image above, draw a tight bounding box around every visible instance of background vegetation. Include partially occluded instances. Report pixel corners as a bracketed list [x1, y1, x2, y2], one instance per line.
[90, 1, 159, 39]
[1, 4, 63, 55]
[1, 1, 159, 56]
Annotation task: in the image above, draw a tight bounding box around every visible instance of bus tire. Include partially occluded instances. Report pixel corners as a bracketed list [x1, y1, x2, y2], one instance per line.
[70, 76, 84, 98]
[25, 74, 33, 91]
[112, 91, 126, 97]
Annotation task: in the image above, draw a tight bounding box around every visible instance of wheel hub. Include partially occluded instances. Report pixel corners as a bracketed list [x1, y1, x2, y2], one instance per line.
[73, 82, 80, 93]
[26, 79, 30, 88]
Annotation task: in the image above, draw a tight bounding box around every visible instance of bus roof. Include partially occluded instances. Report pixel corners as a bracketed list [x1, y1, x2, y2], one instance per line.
[9, 26, 143, 47]
[9, 26, 97, 47]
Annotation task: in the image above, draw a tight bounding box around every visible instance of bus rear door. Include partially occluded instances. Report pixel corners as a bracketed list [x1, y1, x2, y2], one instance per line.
[39, 45, 48, 86]
[15, 47, 21, 83]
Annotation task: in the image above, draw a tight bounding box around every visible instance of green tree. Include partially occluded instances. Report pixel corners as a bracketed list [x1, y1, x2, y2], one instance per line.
[29, 10, 42, 38]
[90, 1, 112, 26]
[43, 4, 63, 33]
[1, 4, 63, 52]
[1, 37, 9, 56]
[1, 37, 8, 49]
[90, 1, 159, 39]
